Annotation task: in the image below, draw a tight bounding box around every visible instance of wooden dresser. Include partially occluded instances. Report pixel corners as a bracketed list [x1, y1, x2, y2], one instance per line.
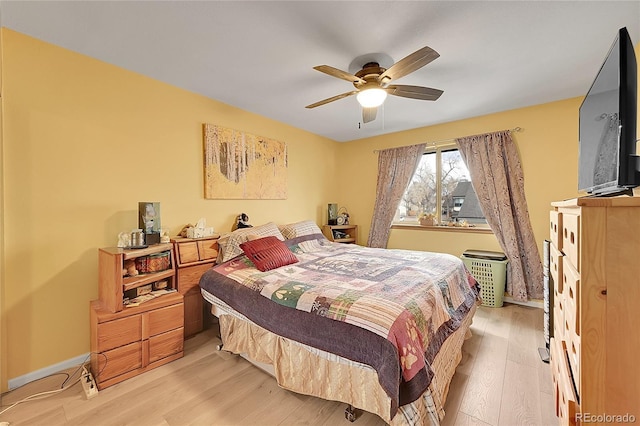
[550, 197, 640, 424]
[171, 236, 219, 338]
[91, 244, 184, 390]
[90, 294, 184, 390]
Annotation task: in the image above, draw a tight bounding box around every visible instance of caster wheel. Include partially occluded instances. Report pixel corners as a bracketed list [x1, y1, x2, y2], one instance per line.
[344, 405, 357, 422]
[216, 343, 224, 351]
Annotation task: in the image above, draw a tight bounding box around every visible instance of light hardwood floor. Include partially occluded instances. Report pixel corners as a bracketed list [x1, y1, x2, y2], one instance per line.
[0, 304, 556, 425]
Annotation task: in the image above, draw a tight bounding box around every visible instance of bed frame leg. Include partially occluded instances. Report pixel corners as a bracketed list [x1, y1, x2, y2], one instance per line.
[216, 343, 224, 351]
[344, 404, 357, 422]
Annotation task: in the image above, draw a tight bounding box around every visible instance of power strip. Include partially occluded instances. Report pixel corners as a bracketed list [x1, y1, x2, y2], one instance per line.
[81, 366, 99, 399]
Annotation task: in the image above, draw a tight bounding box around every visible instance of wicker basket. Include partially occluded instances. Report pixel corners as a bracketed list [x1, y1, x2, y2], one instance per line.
[135, 251, 171, 273]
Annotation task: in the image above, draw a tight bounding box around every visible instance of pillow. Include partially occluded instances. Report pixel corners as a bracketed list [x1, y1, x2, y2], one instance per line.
[240, 236, 299, 272]
[278, 220, 323, 240]
[218, 222, 285, 263]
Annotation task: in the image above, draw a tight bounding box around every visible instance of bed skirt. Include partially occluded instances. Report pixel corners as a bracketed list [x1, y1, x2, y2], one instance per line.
[202, 289, 476, 425]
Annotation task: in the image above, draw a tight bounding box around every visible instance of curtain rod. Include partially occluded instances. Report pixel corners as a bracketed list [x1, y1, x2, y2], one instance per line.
[373, 127, 523, 153]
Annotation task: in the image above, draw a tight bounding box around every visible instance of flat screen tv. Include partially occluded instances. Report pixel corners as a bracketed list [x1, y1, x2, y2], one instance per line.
[578, 27, 638, 196]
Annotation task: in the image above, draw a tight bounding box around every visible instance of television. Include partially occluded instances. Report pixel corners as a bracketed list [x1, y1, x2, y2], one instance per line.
[578, 27, 638, 196]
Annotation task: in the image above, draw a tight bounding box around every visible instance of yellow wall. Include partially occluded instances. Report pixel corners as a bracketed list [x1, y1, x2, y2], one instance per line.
[338, 98, 581, 257]
[0, 30, 637, 391]
[0, 29, 339, 389]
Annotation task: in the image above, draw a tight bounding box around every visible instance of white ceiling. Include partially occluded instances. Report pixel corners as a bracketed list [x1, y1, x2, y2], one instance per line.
[1, 1, 639, 142]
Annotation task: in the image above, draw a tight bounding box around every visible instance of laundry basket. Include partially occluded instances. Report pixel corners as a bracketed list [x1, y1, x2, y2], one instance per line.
[461, 249, 508, 307]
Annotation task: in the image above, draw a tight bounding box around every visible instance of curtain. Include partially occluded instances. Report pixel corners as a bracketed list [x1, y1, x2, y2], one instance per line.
[367, 143, 426, 248]
[457, 130, 543, 301]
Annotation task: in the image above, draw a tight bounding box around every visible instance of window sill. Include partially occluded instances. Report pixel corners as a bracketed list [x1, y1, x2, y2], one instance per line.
[391, 223, 494, 234]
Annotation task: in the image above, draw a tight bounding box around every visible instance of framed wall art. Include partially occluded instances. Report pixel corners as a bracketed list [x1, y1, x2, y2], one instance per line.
[203, 124, 288, 199]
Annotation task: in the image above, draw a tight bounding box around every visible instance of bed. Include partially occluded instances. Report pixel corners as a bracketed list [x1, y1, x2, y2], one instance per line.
[198, 221, 480, 425]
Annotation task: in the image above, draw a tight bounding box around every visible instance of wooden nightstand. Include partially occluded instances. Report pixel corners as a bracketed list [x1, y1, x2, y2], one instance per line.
[171, 235, 219, 338]
[91, 244, 184, 390]
[322, 224, 358, 244]
[90, 294, 184, 390]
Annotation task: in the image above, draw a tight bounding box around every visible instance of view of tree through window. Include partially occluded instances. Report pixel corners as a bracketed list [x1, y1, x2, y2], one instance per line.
[394, 147, 488, 227]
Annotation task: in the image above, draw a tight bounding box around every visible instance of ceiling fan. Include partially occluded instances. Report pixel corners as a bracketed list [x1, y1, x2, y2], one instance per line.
[305, 45, 444, 123]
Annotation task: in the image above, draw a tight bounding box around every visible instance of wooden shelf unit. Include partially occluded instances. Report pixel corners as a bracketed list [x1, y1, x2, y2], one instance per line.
[98, 243, 177, 312]
[549, 196, 640, 424]
[322, 224, 358, 244]
[172, 235, 219, 338]
[91, 243, 183, 390]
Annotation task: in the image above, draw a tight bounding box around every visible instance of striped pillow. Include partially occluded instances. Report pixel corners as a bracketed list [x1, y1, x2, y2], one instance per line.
[218, 222, 285, 262]
[278, 220, 323, 240]
[240, 236, 298, 272]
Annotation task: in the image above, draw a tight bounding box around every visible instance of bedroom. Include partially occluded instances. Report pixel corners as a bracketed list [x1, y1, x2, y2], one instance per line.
[0, 1, 639, 425]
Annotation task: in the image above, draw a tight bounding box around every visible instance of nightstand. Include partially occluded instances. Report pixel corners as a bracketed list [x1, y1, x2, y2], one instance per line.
[171, 235, 219, 338]
[322, 224, 358, 244]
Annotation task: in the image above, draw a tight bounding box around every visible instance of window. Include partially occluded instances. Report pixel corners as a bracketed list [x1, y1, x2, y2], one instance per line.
[394, 145, 488, 227]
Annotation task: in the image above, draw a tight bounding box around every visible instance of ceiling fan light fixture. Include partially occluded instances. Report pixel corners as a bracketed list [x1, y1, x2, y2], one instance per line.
[356, 88, 387, 108]
[308, 45, 441, 121]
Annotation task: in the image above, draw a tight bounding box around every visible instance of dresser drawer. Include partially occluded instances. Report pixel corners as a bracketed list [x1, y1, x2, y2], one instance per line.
[176, 242, 199, 264]
[96, 315, 142, 352]
[176, 239, 219, 264]
[197, 239, 219, 260]
[550, 338, 577, 425]
[562, 258, 580, 337]
[554, 296, 565, 341]
[149, 327, 184, 363]
[562, 213, 580, 272]
[550, 243, 564, 294]
[147, 303, 184, 337]
[550, 211, 563, 250]
[566, 330, 581, 398]
[98, 341, 142, 382]
[177, 263, 213, 293]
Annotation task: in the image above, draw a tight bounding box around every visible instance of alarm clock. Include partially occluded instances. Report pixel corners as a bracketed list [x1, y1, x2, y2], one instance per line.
[337, 210, 350, 225]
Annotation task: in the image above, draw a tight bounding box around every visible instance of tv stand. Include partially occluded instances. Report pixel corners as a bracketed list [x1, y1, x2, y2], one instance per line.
[586, 187, 634, 198]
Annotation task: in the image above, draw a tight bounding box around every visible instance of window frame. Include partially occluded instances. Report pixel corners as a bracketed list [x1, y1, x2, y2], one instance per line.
[392, 142, 492, 233]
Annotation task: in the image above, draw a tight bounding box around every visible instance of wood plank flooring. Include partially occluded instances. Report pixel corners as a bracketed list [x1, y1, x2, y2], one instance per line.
[0, 304, 555, 425]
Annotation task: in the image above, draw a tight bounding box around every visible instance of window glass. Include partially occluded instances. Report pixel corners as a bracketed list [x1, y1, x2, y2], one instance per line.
[397, 152, 437, 222]
[394, 147, 488, 227]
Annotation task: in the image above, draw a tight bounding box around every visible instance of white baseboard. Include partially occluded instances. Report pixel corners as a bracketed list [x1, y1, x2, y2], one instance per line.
[503, 295, 543, 309]
[8, 352, 90, 390]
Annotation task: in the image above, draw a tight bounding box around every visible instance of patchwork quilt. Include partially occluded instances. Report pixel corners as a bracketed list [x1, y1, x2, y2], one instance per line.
[199, 234, 479, 418]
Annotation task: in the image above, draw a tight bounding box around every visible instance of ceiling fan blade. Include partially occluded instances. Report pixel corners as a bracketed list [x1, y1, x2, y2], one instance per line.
[386, 85, 443, 101]
[313, 65, 365, 84]
[305, 91, 357, 109]
[362, 107, 377, 123]
[378, 46, 440, 84]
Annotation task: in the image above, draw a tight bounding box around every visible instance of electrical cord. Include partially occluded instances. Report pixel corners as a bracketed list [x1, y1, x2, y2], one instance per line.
[93, 352, 108, 381]
[0, 352, 107, 416]
[0, 378, 81, 416]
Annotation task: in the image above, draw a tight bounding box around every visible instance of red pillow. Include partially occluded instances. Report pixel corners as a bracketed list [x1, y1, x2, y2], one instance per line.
[240, 236, 299, 272]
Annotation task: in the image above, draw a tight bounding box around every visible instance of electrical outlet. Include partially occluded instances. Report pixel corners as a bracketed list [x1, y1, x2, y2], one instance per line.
[81, 366, 99, 400]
